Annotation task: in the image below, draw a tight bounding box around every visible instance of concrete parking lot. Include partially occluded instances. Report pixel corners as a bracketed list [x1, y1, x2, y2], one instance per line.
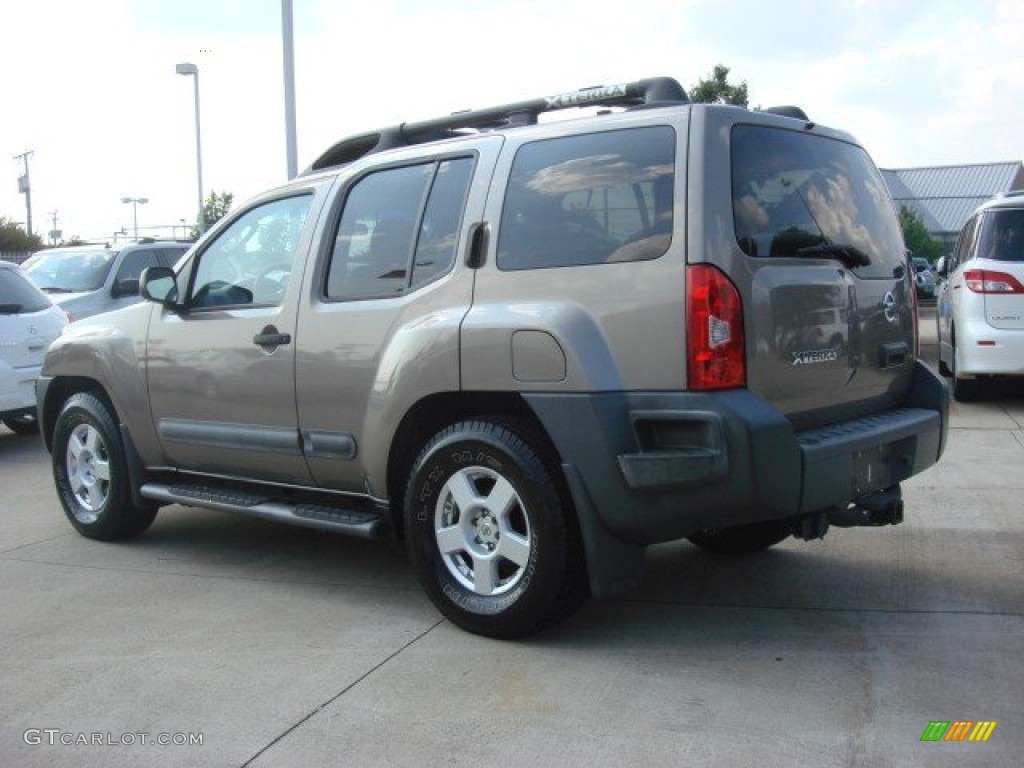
[1, 305, 1021, 767]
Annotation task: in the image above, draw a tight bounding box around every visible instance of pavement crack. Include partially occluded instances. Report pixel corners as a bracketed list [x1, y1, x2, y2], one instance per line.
[0, 532, 75, 556]
[240, 618, 446, 767]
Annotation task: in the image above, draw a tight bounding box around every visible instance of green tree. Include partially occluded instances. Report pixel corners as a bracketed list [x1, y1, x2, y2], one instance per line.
[898, 206, 942, 264]
[690, 64, 749, 107]
[191, 191, 234, 239]
[0, 217, 44, 252]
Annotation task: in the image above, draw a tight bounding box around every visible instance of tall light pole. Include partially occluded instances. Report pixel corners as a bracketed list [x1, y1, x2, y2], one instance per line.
[281, 0, 298, 179]
[176, 62, 205, 233]
[120, 197, 148, 240]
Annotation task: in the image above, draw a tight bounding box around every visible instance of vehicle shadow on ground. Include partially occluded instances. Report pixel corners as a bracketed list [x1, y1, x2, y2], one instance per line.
[128, 506, 417, 588]
[547, 531, 1023, 646]
[117, 506, 1023, 648]
[953, 379, 1024, 403]
[0, 429, 47, 456]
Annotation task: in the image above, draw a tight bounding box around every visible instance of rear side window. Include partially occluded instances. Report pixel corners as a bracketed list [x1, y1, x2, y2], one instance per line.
[327, 157, 475, 300]
[497, 126, 675, 270]
[977, 209, 1024, 262]
[0, 268, 52, 313]
[157, 248, 188, 268]
[731, 125, 905, 279]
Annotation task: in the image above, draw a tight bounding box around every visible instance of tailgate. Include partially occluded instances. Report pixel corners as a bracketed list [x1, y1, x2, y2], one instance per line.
[729, 123, 915, 423]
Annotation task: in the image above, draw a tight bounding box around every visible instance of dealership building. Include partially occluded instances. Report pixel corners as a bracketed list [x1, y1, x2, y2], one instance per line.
[882, 161, 1024, 255]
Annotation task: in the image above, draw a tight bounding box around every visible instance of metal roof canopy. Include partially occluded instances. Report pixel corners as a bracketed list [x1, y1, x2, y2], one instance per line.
[884, 161, 1024, 233]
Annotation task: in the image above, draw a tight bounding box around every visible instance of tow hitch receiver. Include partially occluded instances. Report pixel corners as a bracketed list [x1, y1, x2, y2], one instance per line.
[796, 486, 904, 540]
[830, 487, 904, 528]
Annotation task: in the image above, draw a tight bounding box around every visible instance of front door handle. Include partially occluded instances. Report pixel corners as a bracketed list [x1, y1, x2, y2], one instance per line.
[253, 326, 291, 348]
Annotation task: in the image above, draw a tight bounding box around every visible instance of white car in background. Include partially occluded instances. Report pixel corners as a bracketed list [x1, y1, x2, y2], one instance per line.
[0, 261, 68, 434]
[937, 191, 1024, 400]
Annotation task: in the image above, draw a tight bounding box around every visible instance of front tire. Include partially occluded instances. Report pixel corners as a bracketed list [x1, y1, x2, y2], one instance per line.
[404, 420, 588, 638]
[52, 392, 157, 540]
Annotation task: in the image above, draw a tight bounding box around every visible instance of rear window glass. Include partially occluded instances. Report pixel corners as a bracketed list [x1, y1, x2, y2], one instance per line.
[0, 267, 52, 313]
[731, 125, 905, 279]
[498, 126, 675, 270]
[978, 209, 1024, 262]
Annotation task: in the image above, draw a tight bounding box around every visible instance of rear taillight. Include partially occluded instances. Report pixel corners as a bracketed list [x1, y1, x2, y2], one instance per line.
[964, 269, 1024, 293]
[686, 264, 745, 390]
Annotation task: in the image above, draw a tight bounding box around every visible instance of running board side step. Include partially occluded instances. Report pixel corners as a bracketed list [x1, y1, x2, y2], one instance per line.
[139, 482, 391, 539]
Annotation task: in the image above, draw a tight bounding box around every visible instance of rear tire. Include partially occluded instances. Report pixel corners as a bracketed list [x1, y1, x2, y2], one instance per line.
[404, 420, 588, 638]
[52, 392, 157, 540]
[687, 520, 792, 555]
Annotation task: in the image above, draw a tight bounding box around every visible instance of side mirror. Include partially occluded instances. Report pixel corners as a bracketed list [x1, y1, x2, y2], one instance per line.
[140, 266, 180, 307]
[111, 277, 140, 298]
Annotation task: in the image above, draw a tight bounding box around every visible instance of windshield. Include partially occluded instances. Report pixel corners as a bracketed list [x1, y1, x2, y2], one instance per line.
[731, 125, 905, 278]
[22, 249, 116, 293]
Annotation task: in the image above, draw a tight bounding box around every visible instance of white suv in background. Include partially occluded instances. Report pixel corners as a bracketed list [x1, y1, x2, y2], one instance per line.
[937, 191, 1024, 400]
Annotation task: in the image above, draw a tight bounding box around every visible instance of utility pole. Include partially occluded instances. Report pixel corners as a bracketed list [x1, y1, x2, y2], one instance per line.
[13, 150, 34, 237]
[49, 210, 60, 245]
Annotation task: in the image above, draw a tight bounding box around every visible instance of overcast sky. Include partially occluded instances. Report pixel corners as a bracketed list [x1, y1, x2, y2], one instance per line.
[2, 0, 1022, 244]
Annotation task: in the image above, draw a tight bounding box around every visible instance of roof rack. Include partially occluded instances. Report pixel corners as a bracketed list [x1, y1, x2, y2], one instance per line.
[307, 76, 688, 173]
[762, 105, 810, 121]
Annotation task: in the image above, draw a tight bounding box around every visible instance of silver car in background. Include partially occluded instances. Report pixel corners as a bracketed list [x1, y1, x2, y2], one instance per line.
[22, 241, 189, 322]
[912, 256, 936, 301]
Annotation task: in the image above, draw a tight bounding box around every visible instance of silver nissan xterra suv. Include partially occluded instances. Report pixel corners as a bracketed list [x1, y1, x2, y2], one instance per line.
[37, 77, 948, 638]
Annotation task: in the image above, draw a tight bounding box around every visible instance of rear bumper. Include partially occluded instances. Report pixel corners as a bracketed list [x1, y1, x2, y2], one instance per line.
[0, 363, 42, 414]
[524, 361, 948, 593]
[956, 321, 1024, 376]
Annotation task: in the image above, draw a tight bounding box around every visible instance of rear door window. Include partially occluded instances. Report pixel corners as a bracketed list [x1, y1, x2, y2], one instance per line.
[326, 156, 475, 300]
[731, 125, 905, 279]
[497, 126, 675, 270]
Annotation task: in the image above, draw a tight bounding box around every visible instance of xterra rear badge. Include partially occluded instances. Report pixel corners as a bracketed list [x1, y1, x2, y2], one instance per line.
[792, 348, 840, 365]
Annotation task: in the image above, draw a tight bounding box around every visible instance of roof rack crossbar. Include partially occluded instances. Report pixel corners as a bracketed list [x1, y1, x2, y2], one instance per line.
[308, 76, 688, 172]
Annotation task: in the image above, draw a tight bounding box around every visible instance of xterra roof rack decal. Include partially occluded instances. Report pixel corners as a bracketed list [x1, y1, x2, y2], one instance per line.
[307, 76, 688, 173]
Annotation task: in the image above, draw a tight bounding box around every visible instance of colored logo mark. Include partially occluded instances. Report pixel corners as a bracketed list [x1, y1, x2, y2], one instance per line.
[920, 721, 997, 742]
